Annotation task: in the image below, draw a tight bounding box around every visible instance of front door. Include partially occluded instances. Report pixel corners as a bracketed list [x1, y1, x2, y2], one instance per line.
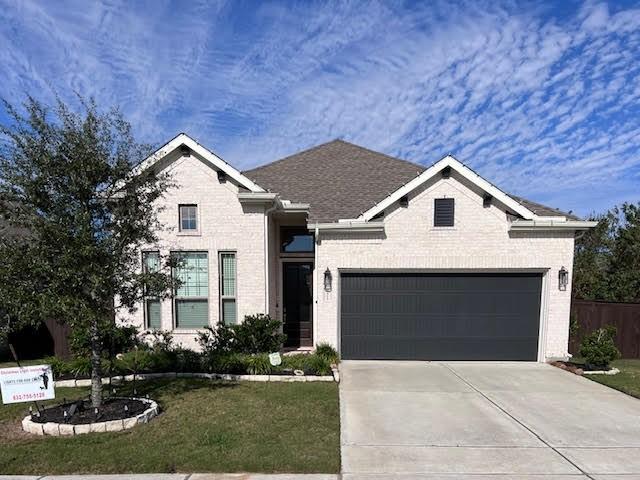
[283, 262, 313, 347]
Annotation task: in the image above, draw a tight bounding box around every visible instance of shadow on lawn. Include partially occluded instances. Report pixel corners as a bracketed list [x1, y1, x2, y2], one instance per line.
[107, 377, 239, 401]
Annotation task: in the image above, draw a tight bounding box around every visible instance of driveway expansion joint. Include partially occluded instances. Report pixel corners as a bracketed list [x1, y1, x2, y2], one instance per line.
[442, 362, 597, 480]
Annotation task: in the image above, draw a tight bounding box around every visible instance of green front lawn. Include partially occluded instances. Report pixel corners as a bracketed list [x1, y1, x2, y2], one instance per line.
[0, 379, 340, 475]
[583, 358, 640, 399]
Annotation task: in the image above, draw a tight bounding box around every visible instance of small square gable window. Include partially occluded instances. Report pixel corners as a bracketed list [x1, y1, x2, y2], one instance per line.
[434, 198, 454, 227]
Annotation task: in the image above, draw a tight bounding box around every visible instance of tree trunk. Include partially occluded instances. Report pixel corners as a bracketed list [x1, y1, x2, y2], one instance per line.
[90, 318, 103, 408]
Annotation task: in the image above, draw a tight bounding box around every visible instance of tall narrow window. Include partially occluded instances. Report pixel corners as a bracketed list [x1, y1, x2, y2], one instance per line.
[434, 198, 455, 227]
[142, 251, 161, 329]
[219, 252, 237, 325]
[172, 251, 209, 328]
[179, 204, 198, 232]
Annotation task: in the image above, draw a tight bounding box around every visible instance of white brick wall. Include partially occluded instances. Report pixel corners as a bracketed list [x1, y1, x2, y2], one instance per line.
[118, 156, 575, 360]
[117, 153, 267, 350]
[315, 172, 575, 360]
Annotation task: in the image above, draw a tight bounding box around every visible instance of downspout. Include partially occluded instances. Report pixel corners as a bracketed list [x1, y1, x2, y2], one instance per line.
[264, 202, 278, 315]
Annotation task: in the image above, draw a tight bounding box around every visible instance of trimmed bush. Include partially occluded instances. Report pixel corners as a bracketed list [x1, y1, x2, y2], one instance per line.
[232, 314, 286, 354]
[580, 325, 620, 370]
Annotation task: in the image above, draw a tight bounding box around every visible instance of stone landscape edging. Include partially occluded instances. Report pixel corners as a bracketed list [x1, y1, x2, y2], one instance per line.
[582, 367, 620, 375]
[21, 397, 159, 436]
[54, 371, 337, 388]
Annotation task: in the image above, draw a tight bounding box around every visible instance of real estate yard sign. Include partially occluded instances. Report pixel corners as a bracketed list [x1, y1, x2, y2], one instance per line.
[0, 365, 55, 404]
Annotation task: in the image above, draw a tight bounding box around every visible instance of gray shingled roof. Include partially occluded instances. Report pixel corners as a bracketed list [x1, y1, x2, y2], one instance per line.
[243, 140, 577, 222]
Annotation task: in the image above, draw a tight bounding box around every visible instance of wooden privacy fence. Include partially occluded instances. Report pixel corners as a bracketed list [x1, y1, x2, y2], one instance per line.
[569, 299, 640, 358]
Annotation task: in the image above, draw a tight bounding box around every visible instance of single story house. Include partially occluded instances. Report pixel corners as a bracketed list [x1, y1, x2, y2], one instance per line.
[119, 133, 596, 362]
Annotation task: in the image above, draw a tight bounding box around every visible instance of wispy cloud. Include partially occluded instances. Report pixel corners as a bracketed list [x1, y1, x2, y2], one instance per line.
[1, 0, 639, 215]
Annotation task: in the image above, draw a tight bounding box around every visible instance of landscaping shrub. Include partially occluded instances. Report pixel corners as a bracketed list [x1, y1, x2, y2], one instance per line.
[197, 314, 286, 357]
[69, 323, 140, 358]
[116, 348, 153, 375]
[197, 324, 236, 356]
[68, 356, 92, 378]
[303, 354, 332, 375]
[245, 354, 273, 375]
[175, 347, 202, 372]
[315, 343, 339, 364]
[144, 329, 174, 352]
[217, 353, 249, 374]
[281, 353, 307, 371]
[233, 314, 287, 354]
[580, 325, 620, 370]
[44, 356, 70, 377]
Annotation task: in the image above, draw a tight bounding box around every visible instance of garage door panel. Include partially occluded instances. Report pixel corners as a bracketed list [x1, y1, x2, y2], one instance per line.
[341, 336, 540, 361]
[342, 313, 539, 337]
[340, 273, 542, 361]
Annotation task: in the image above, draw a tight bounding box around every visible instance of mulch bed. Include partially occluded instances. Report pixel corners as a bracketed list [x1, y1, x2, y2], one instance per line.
[31, 398, 148, 425]
[550, 360, 585, 375]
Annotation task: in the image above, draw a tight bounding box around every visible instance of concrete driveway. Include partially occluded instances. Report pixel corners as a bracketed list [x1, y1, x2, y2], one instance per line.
[340, 361, 640, 479]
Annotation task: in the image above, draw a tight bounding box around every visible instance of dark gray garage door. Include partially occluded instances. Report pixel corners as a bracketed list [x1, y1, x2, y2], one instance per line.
[340, 272, 542, 361]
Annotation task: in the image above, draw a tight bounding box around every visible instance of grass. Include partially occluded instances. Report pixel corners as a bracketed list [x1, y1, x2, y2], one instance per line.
[0, 378, 340, 475]
[0, 357, 49, 369]
[579, 358, 640, 399]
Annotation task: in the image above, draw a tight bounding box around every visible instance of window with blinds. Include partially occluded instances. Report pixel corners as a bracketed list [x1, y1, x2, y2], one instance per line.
[142, 251, 161, 329]
[179, 204, 198, 231]
[172, 251, 209, 328]
[219, 252, 237, 325]
[434, 198, 455, 227]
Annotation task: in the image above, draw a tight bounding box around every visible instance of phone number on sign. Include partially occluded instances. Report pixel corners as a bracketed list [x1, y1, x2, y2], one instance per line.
[12, 392, 46, 401]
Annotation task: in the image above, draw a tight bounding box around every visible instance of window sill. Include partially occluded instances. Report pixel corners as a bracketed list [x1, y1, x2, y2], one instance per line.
[172, 328, 210, 333]
[430, 226, 456, 231]
[176, 231, 201, 237]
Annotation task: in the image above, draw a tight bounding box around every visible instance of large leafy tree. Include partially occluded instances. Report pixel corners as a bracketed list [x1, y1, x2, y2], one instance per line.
[573, 202, 640, 303]
[0, 97, 175, 407]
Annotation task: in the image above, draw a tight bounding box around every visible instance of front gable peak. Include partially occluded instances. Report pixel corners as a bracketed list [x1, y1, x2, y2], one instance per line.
[136, 133, 265, 193]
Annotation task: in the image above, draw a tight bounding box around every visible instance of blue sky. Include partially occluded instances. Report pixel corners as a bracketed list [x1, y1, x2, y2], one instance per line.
[1, 0, 639, 216]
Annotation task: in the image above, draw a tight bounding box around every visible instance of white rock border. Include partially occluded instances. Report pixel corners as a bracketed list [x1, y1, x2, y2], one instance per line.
[54, 371, 337, 388]
[583, 367, 620, 375]
[21, 397, 159, 436]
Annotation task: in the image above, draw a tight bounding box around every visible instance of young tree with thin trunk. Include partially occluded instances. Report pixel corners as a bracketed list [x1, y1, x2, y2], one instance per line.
[0, 96, 175, 407]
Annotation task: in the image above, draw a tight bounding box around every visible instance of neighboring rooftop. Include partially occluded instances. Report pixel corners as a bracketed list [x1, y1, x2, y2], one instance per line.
[243, 139, 577, 223]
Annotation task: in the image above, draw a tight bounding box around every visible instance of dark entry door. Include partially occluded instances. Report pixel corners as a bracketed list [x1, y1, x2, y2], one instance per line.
[283, 262, 313, 347]
[340, 272, 542, 361]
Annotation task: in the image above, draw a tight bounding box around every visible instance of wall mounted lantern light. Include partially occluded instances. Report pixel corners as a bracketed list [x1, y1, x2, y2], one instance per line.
[558, 266, 569, 291]
[324, 268, 332, 292]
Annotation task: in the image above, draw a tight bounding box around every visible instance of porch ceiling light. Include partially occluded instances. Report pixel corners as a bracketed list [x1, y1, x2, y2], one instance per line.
[324, 268, 332, 292]
[558, 266, 569, 291]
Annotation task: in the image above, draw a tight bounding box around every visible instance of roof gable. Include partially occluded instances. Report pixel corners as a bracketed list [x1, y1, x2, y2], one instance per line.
[137, 133, 264, 193]
[357, 155, 539, 221]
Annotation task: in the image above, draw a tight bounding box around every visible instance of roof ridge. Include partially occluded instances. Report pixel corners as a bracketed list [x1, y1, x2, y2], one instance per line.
[243, 138, 344, 175]
[243, 138, 427, 175]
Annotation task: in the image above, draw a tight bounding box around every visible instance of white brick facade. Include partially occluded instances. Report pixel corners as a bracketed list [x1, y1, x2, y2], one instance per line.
[119, 152, 267, 350]
[120, 140, 577, 360]
[314, 173, 575, 360]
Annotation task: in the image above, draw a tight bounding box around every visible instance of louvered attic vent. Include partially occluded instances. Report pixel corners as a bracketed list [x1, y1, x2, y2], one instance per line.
[434, 198, 455, 227]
